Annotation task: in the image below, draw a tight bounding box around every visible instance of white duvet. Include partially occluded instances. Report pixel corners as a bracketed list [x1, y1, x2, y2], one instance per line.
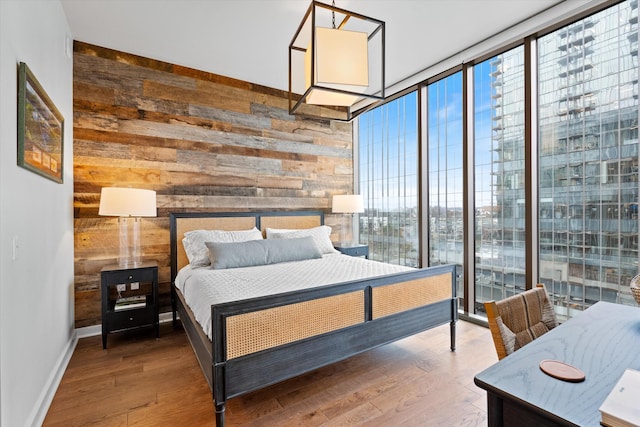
[175, 253, 413, 340]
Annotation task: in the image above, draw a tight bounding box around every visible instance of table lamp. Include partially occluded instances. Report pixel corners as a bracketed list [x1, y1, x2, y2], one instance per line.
[332, 194, 364, 246]
[98, 187, 157, 267]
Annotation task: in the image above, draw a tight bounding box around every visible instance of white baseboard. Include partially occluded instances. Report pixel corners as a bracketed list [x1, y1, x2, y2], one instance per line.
[30, 312, 176, 426]
[28, 330, 78, 427]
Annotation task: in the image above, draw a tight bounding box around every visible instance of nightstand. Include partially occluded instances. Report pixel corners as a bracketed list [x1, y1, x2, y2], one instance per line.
[334, 244, 369, 259]
[100, 261, 159, 349]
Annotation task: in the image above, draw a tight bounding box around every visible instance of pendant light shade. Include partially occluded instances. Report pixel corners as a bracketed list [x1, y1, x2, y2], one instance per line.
[289, 1, 385, 120]
[305, 27, 368, 106]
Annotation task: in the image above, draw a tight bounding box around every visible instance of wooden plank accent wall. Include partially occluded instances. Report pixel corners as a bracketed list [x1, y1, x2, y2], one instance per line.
[73, 41, 354, 328]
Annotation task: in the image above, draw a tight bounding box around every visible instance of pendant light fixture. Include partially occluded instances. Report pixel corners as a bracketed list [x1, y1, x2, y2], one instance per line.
[289, 0, 385, 121]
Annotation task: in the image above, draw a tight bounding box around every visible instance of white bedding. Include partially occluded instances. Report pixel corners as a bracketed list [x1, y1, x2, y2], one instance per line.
[175, 253, 414, 340]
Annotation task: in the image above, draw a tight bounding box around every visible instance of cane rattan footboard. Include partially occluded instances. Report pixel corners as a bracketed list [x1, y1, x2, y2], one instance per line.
[170, 211, 457, 427]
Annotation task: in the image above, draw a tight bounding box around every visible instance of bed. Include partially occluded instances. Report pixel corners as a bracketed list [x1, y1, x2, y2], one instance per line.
[170, 211, 457, 427]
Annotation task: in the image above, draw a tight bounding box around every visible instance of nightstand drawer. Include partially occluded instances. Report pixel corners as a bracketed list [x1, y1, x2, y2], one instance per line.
[348, 247, 367, 257]
[334, 245, 369, 258]
[103, 267, 155, 284]
[108, 308, 155, 332]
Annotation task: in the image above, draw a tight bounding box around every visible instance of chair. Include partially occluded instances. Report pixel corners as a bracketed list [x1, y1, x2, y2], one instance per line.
[484, 284, 559, 360]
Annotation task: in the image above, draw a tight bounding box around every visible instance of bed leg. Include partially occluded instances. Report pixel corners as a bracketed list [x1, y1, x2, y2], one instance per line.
[171, 286, 177, 328]
[450, 320, 456, 352]
[215, 403, 225, 427]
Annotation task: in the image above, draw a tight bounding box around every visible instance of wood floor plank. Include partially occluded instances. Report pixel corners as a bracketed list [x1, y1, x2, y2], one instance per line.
[44, 320, 496, 426]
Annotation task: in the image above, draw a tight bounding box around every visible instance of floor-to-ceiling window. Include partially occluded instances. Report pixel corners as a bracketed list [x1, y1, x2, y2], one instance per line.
[427, 72, 465, 302]
[538, 1, 639, 319]
[358, 92, 419, 267]
[357, 0, 639, 320]
[474, 47, 527, 306]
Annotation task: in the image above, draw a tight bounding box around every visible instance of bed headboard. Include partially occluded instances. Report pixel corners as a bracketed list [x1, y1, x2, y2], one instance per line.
[169, 211, 324, 282]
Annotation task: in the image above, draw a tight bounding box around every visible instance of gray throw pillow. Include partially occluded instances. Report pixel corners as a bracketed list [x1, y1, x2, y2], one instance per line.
[182, 227, 263, 268]
[205, 236, 322, 269]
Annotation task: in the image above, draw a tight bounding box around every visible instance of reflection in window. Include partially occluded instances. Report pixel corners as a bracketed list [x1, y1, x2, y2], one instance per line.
[358, 92, 419, 267]
[538, 0, 639, 319]
[356, 0, 638, 320]
[475, 46, 526, 307]
[427, 72, 464, 303]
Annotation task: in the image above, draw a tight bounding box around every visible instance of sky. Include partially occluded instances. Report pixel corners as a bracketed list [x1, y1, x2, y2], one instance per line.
[358, 46, 528, 211]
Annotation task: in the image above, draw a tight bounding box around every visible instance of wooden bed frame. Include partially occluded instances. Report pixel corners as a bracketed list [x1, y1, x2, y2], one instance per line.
[170, 211, 457, 427]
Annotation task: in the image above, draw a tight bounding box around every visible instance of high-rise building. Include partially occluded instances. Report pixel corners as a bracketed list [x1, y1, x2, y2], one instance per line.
[475, 1, 639, 320]
[537, 0, 639, 318]
[361, 0, 638, 320]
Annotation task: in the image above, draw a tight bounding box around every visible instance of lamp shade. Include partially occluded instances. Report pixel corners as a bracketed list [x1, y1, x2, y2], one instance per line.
[305, 27, 368, 106]
[98, 187, 157, 217]
[332, 194, 364, 214]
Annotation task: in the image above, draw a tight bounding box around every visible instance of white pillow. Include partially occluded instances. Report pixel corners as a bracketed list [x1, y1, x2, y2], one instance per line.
[266, 225, 338, 255]
[182, 227, 263, 267]
[265, 227, 295, 238]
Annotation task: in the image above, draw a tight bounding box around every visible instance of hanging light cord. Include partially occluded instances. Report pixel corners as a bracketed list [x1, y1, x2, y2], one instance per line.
[332, 0, 336, 29]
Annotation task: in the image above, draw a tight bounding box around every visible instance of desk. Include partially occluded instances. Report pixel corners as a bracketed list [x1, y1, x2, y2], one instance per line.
[474, 301, 640, 427]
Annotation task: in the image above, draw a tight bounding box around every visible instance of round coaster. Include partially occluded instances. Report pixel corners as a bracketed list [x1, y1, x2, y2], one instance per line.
[539, 359, 586, 382]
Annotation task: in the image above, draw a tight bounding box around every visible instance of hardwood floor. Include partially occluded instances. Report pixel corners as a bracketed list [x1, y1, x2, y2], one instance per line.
[43, 320, 497, 426]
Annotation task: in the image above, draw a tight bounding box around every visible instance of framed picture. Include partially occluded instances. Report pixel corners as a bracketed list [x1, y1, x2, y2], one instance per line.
[17, 62, 64, 183]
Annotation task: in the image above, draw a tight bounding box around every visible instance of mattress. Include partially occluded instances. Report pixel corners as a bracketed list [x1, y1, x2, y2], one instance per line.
[175, 253, 414, 340]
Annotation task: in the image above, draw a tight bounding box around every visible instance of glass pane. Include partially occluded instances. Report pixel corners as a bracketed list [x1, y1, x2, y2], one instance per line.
[475, 46, 526, 311]
[358, 92, 419, 267]
[538, 0, 639, 320]
[427, 73, 464, 304]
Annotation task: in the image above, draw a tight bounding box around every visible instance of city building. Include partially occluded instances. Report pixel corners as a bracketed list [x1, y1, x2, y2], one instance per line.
[359, 0, 639, 322]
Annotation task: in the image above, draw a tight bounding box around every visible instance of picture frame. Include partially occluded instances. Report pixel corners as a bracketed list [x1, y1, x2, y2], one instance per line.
[17, 62, 64, 183]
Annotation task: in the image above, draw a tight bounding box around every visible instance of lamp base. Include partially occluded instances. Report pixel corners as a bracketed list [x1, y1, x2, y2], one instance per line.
[338, 213, 359, 247]
[118, 259, 144, 268]
[118, 217, 142, 268]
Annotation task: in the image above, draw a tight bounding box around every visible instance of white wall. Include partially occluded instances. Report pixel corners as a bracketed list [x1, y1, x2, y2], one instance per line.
[0, 1, 75, 426]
